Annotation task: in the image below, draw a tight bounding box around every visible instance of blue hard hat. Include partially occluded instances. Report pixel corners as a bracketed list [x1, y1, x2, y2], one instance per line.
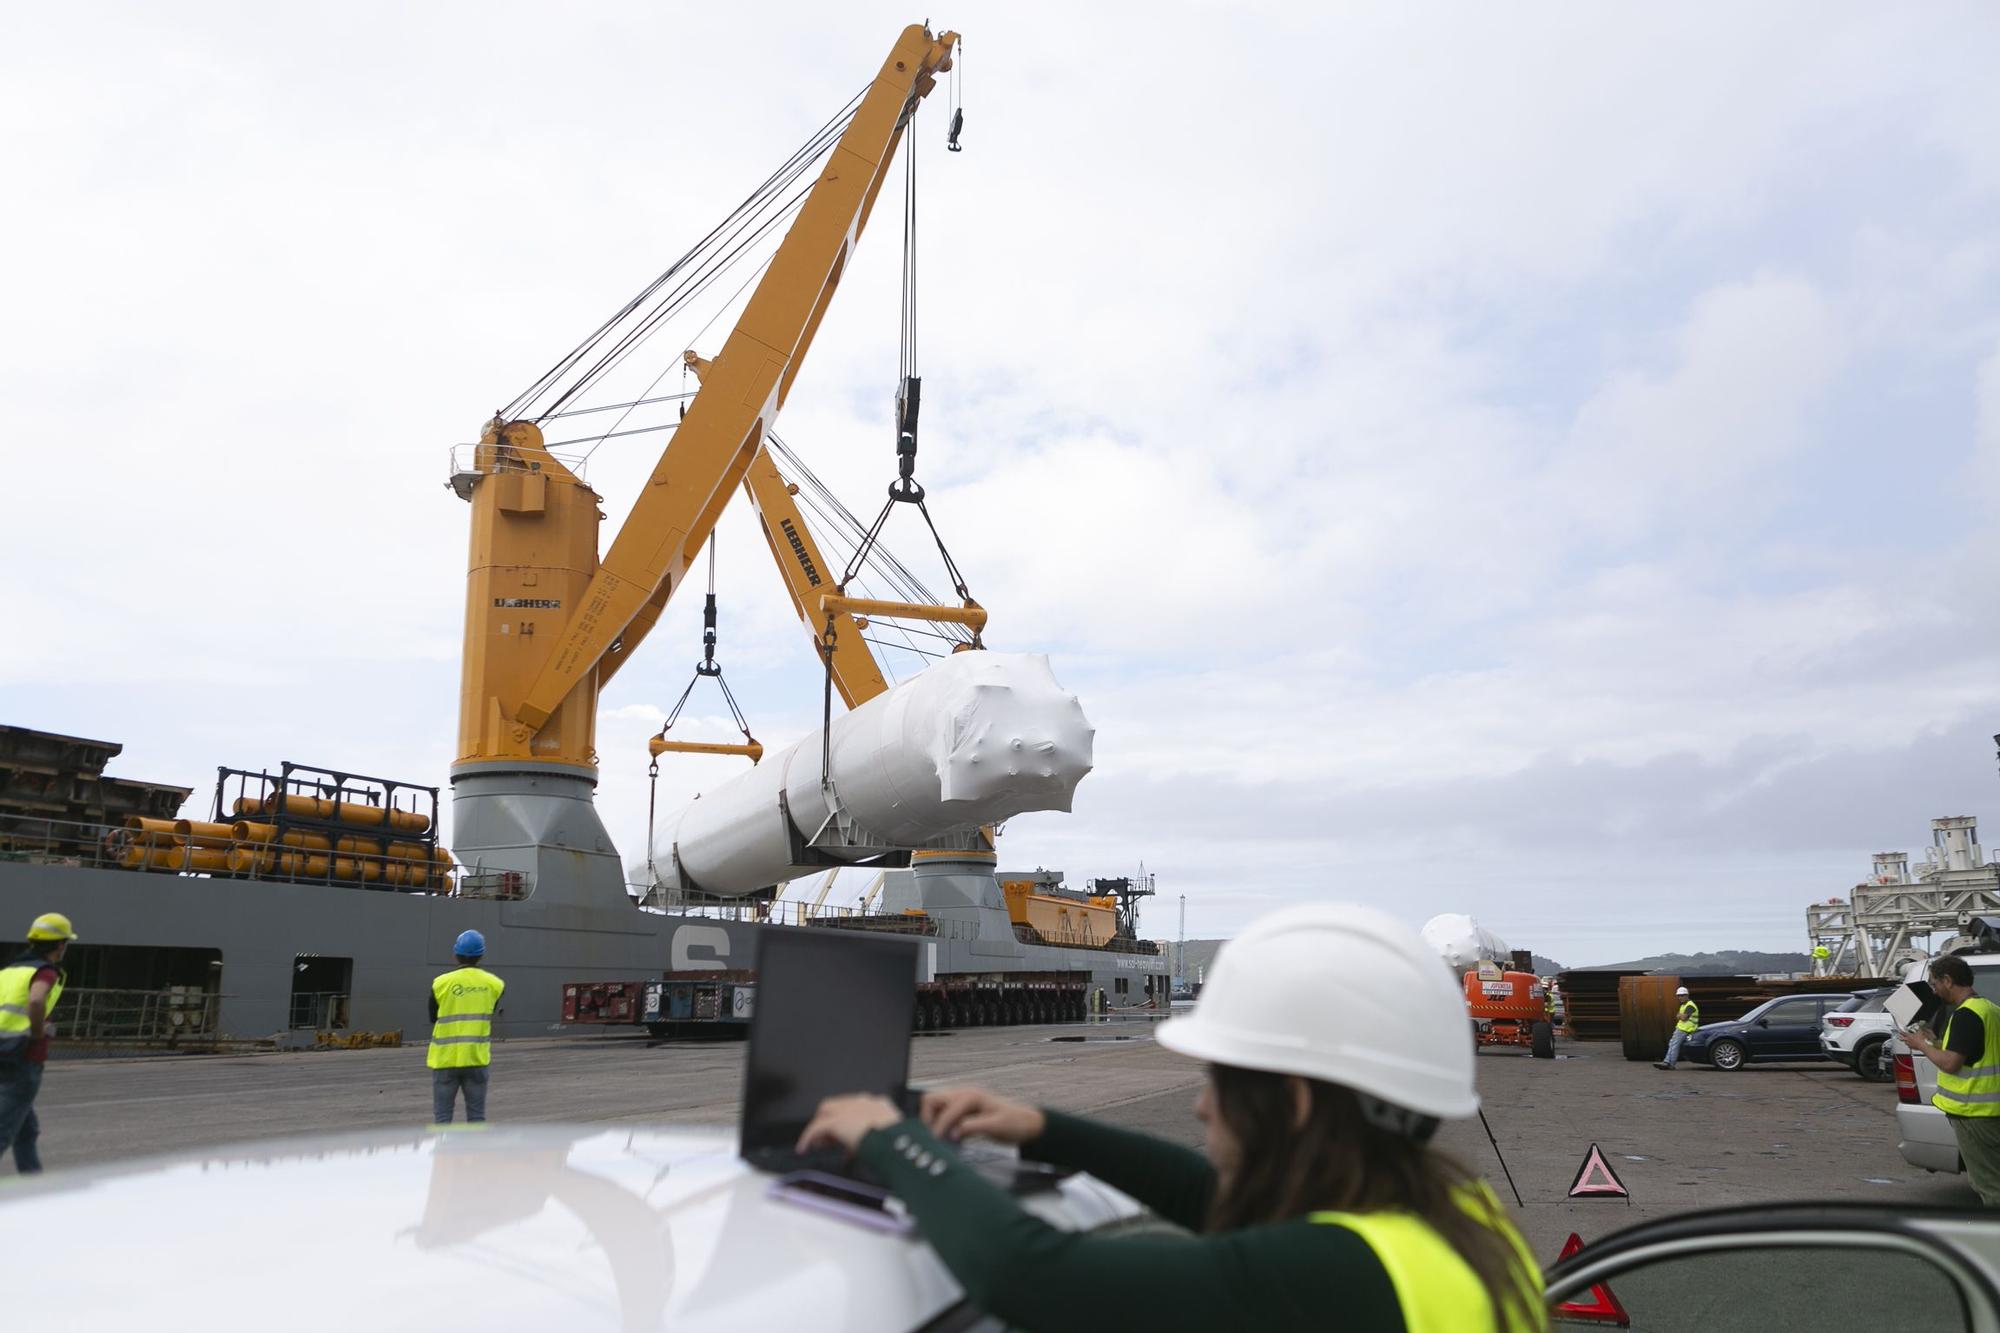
[454, 929, 487, 959]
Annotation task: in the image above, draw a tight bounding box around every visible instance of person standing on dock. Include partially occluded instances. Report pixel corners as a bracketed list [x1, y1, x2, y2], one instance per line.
[0, 913, 76, 1174]
[1654, 986, 1698, 1070]
[428, 930, 503, 1125]
[1903, 955, 2000, 1206]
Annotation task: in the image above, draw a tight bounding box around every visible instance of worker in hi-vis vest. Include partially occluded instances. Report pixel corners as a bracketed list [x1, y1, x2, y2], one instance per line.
[428, 930, 504, 1124]
[1903, 954, 2000, 1206]
[0, 913, 75, 1174]
[794, 905, 1544, 1332]
[1655, 986, 1699, 1071]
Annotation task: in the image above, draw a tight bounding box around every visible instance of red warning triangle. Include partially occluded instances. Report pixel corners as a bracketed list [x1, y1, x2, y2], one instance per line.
[1550, 1233, 1630, 1326]
[1567, 1142, 1629, 1199]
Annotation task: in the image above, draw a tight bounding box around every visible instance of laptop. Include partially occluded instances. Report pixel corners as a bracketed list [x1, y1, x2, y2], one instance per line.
[738, 929, 920, 1176]
[1886, 980, 1942, 1032]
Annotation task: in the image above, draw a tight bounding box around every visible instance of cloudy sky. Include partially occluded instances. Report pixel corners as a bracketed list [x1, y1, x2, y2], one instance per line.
[5, 3, 1999, 965]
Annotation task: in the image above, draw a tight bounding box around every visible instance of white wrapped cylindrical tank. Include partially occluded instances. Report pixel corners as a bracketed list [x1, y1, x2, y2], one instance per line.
[654, 652, 1093, 897]
[1421, 913, 1510, 975]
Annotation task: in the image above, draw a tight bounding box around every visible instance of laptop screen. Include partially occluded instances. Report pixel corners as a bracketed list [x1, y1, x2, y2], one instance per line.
[1885, 980, 1940, 1031]
[738, 929, 920, 1156]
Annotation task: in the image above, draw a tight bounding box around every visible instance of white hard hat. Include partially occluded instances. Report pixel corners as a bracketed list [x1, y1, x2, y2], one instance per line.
[1675, 986, 1690, 996]
[1157, 903, 1478, 1120]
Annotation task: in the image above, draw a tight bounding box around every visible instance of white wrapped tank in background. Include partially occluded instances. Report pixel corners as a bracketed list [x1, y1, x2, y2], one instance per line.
[1421, 913, 1510, 975]
[654, 652, 1093, 897]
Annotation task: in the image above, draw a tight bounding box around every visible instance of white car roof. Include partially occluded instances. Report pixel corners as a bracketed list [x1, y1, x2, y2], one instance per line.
[0, 1123, 1139, 1331]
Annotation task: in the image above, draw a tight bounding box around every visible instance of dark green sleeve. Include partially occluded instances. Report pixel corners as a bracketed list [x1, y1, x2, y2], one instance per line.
[858, 1118, 1403, 1333]
[1021, 1108, 1216, 1230]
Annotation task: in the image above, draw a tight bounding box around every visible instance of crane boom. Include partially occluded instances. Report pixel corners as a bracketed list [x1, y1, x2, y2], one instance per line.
[448, 26, 959, 910]
[503, 24, 957, 745]
[740, 444, 891, 709]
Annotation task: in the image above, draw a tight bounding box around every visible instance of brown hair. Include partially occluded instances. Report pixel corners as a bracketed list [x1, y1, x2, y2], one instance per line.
[1205, 1064, 1540, 1332]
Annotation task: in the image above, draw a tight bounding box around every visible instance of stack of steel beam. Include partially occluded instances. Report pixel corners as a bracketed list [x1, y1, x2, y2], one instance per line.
[1556, 970, 1639, 1041]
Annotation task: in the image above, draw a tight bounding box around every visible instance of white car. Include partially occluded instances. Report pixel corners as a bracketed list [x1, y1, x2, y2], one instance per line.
[1821, 987, 1896, 1081]
[0, 1123, 1143, 1332]
[1895, 952, 2000, 1175]
[8, 1117, 2000, 1329]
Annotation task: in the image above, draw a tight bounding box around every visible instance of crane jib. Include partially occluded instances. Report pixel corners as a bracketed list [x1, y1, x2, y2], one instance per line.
[457, 25, 960, 761]
[778, 519, 823, 588]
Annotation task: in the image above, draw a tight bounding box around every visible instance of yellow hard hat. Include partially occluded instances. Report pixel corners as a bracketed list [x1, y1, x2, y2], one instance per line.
[26, 912, 76, 942]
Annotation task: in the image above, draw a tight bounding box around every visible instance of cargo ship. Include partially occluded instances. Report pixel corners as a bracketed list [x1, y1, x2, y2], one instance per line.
[0, 728, 1165, 1048]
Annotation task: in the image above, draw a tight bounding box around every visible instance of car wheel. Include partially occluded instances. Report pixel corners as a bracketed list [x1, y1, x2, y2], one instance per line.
[1710, 1038, 1746, 1071]
[1531, 1020, 1555, 1059]
[1855, 1036, 1891, 1083]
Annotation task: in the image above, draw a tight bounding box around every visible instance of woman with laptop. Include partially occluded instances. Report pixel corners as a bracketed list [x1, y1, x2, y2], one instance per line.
[797, 903, 1544, 1332]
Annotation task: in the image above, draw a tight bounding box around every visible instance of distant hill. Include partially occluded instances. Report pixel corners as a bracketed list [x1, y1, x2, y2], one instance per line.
[1156, 938, 1226, 982]
[1155, 938, 1567, 980]
[1574, 950, 1810, 976]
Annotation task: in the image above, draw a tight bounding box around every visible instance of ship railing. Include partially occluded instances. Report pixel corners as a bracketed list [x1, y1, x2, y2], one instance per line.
[817, 911, 978, 941]
[452, 869, 533, 901]
[0, 814, 464, 896]
[1011, 922, 1164, 954]
[632, 892, 978, 940]
[0, 814, 135, 872]
[447, 442, 594, 485]
[59, 986, 222, 1045]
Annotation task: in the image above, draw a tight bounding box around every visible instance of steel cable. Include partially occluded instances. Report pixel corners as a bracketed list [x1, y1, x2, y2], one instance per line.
[502, 85, 866, 423]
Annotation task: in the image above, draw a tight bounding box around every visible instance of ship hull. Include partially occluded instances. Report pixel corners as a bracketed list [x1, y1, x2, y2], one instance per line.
[0, 862, 1165, 1043]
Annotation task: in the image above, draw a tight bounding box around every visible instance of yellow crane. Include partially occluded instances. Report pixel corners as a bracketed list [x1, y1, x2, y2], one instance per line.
[456, 24, 958, 770]
[446, 26, 967, 903]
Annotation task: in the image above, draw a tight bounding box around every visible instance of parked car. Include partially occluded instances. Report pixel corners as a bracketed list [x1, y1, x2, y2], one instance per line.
[1895, 951, 2000, 1175]
[1821, 986, 1896, 1081]
[1678, 992, 1857, 1070]
[1544, 1202, 2000, 1329]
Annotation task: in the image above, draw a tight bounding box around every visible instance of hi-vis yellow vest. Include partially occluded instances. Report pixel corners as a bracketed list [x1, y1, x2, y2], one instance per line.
[0, 958, 63, 1044]
[1934, 995, 2000, 1118]
[1311, 1182, 1544, 1333]
[428, 966, 504, 1069]
[1676, 1001, 1700, 1033]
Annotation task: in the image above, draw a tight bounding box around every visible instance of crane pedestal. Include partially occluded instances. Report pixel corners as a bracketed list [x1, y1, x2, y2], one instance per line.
[449, 762, 627, 910]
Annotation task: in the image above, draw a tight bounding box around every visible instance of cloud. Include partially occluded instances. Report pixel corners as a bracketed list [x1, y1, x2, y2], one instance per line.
[1551, 274, 1846, 542]
[4, 3, 2000, 966]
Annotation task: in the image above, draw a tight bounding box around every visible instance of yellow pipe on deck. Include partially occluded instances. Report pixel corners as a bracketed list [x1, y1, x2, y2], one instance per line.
[173, 819, 236, 850]
[230, 821, 332, 852]
[266, 794, 431, 834]
[274, 851, 332, 878]
[226, 845, 276, 876]
[127, 846, 230, 874]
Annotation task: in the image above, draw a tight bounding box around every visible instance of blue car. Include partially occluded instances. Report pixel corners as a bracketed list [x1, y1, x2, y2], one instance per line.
[1679, 992, 1858, 1070]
